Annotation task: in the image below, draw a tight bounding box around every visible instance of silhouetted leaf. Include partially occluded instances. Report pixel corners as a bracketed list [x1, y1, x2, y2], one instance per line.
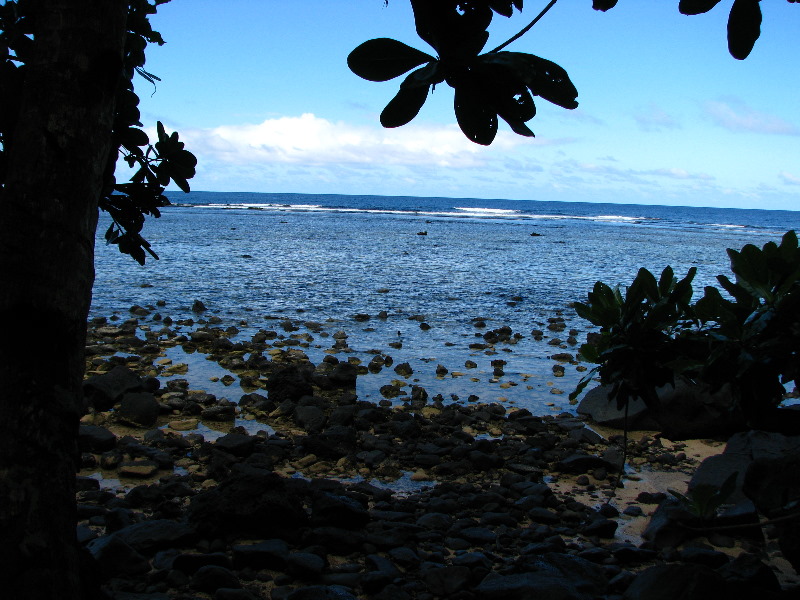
[483, 52, 578, 110]
[411, 0, 492, 58]
[348, 38, 434, 82]
[679, 0, 722, 15]
[118, 126, 149, 151]
[381, 83, 430, 128]
[658, 265, 675, 296]
[592, 0, 618, 11]
[399, 61, 443, 89]
[454, 82, 498, 145]
[502, 117, 535, 137]
[172, 175, 190, 193]
[727, 0, 762, 59]
[156, 120, 168, 144]
[488, 0, 522, 17]
[495, 83, 536, 122]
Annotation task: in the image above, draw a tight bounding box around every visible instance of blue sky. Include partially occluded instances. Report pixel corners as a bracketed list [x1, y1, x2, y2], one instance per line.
[131, 1, 800, 211]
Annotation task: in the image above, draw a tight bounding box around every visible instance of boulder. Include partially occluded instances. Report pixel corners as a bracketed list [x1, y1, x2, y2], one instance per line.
[214, 433, 257, 457]
[286, 586, 357, 600]
[576, 386, 655, 430]
[422, 565, 471, 596]
[294, 405, 327, 433]
[191, 565, 240, 593]
[623, 563, 730, 600]
[578, 379, 745, 439]
[78, 425, 117, 453]
[83, 365, 143, 411]
[117, 392, 160, 428]
[303, 425, 358, 459]
[267, 364, 314, 404]
[286, 552, 326, 581]
[327, 362, 358, 388]
[691, 431, 800, 505]
[476, 553, 607, 600]
[232, 539, 290, 570]
[311, 492, 369, 529]
[86, 535, 150, 577]
[188, 471, 308, 539]
[123, 519, 196, 552]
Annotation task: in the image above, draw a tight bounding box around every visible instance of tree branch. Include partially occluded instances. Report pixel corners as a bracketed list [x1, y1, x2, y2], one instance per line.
[489, 0, 560, 53]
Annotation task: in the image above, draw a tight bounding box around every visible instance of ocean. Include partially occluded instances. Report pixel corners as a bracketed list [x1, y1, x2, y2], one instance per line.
[91, 192, 800, 416]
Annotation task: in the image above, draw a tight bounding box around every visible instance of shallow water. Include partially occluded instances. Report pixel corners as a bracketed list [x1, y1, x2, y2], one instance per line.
[91, 192, 799, 416]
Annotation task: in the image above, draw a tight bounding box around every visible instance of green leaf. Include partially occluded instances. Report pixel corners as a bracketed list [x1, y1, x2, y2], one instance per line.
[631, 267, 659, 304]
[569, 368, 599, 402]
[727, 0, 762, 60]
[658, 265, 675, 296]
[348, 38, 434, 82]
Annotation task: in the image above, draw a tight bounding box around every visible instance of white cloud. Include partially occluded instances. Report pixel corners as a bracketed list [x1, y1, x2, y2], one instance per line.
[642, 168, 714, 181]
[557, 160, 713, 185]
[178, 113, 547, 170]
[633, 105, 681, 132]
[704, 99, 800, 135]
[780, 171, 800, 186]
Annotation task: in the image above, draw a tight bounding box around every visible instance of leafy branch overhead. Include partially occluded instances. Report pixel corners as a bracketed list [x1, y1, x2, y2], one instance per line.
[349, 0, 579, 145]
[100, 0, 197, 265]
[350, 0, 794, 144]
[0, 0, 196, 265]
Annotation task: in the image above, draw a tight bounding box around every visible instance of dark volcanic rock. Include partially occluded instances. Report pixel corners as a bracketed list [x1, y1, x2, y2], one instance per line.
[232, 539, 290, 570]
[83, 365, 143, 411]
[327, 362, 358, 388]
[422, 565, 471, 595]
[286, 586, 358, 600]
[576, 386, 656, 430]
[214, 432, 257, 457]
[294, 405, 327, 433]
[311, 491, 369, 529]
[623, 563, 730, 600]
[117, 392, 160, 427]
[268, 364, 314, 404]
[287, 551, 326, 581]
[86, 535, 150, 577]
[79, 424, 117, 452]
[476, 552, 607, 600]
[191, 564, 241, 592]
[188, 471, 308, 539]
[578, 380, 745, 439]
[556, 452, 619, 474]
[303, 425, 358, 459]
[111, 519, 197, 554]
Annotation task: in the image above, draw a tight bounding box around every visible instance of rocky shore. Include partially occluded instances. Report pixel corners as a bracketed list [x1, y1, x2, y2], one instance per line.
[76, 305, 800, 599]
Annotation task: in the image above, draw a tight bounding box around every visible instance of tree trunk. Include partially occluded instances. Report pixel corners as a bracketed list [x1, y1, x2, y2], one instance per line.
[0, 1, 127, 597]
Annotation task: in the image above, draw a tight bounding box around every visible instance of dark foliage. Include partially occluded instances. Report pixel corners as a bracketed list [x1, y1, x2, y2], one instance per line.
[349, 0, 578, 145]
[573, 231, 800, 429]
[352, 1, 795, 144]
[0, 0, 196, 264]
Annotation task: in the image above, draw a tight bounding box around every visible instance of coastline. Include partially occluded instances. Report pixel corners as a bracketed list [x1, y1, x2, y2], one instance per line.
[78, 305, 799, 597]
